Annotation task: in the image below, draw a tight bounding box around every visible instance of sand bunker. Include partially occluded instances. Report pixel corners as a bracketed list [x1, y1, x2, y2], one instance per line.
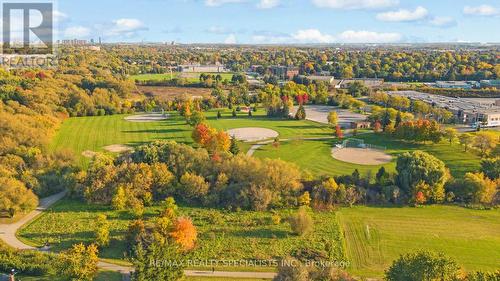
[331, 147, 392, 165]
[103, 144, 133, 153]
[124, 113, 168, 122]
[81, 150, 97, 158]
[227, 127, 279, 142]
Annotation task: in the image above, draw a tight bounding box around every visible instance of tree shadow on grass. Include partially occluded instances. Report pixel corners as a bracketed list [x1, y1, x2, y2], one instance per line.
[230, 228, 290, 239]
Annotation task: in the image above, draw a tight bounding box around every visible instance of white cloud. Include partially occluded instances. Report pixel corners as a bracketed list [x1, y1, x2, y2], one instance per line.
[376, 6, 428, 22]
[205, 0, 244, 7]
[251, 29, 402, 44]
[463, 5, 498, 16]
[224, 34, 237, 44]
[338, 30, 402, 43]
[106, 18, 148, 37]
[429, 16, 456, 27]
[64, 26, 91, 38]
[291, 29, 335, 43]
[257, 0, 280, 9]
[311, 0, 398, 10]
[53, 11, 69, 23]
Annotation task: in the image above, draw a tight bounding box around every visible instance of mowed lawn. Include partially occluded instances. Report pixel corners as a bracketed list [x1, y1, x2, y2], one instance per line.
[50, 110, 331, 166]
[253, 138, 389, 177]
[337, 206, 500, 277]
[254, 132, 483, 178]
[50, 113, 193, 166]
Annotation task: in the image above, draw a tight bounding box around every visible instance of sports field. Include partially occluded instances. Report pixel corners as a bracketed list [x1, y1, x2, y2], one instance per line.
[50, 110, 331, 166]
[337, 206, 500, 277]
[253, 132, 482, 178]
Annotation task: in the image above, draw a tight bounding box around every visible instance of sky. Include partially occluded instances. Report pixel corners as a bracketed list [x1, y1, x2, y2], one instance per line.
[48, 0, 500, 43]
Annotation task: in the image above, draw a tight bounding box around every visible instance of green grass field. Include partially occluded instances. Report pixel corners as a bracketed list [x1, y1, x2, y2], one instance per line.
[50, 110, 331, 166]
[18, 199, 345, 268]
[254, 132, 483, 178]
[129, 72, 234, 83]
[337, 205, 500, 277]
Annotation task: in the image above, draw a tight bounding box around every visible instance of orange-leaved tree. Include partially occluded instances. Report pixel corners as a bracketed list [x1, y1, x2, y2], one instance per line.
[169, 217, 198, 251]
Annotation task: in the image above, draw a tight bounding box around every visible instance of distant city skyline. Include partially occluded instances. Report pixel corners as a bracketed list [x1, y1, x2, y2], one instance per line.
[54, 0, 500, 43]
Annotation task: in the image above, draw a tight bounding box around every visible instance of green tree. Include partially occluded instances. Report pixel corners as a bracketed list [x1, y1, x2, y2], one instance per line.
[111, 185, 127, 210]
[95, 214, 110, 247]
[327, 111, 338, 127]
[295, 104, 306, 120]
[132, 241, 185, 281]
[473, 132, 497, 157]
[396, 151, 448, 203]
[444, 128, 458, 145]
[385, 251, 461, 281]
[229, 136, 240, 155]
[459, 133, 474, 152]
[188, 110, 206, 126]
[59, 243, 99, 281]
[480, 158, 500, 180]
[463, 172, 498, 205]
[0, 177, 38, 218]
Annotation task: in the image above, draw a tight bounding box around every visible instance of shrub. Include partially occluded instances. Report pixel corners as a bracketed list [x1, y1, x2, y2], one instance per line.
[385, 251, 461, 281]
[289, 207, 313, 236]
[95, 214, 110, 247]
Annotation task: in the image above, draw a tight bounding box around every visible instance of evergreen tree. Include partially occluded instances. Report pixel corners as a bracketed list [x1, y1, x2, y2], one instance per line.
[232, 108, 237, 117]
[229, 137, 240, 155]
[395, 111, 402, 127]
[295, 105, 306, 120]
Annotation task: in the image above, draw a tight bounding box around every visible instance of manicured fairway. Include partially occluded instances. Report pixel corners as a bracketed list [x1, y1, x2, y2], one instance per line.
[337, 206, 500, 277]
[50, 110, 331, 166]
[50, 113, 193, 166]
[18, 199, 345, 268]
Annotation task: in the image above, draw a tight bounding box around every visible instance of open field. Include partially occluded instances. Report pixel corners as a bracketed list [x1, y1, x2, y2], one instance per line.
[50, 110, 332, 166]
[254, 132, 483, 178]
[18, 199, 345, 267]
[337, 205, 500, 277]
[129, 72, 234, 83]
[137, 85, 212, 100]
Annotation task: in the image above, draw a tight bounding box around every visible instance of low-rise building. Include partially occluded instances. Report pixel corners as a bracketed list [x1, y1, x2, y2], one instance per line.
[480, 80, 500, 89]
[269, 66, 299, 80]
[435, 81, 479, 89]
[178, 63, 227, 73]
[387, 90, 500, 127]
[298, 75, 335, 85]
[334, 78, 384, 89]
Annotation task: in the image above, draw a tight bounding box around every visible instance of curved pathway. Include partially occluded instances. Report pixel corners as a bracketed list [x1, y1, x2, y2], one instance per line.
[0, 190, 66, 250]
[0, 191, 276, 279]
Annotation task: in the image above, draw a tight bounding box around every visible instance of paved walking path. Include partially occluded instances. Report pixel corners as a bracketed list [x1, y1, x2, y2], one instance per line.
[0, 190, 66, 250]
[0, 191, 276, 279]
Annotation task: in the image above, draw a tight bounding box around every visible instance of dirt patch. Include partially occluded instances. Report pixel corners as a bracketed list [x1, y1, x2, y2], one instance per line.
[81, 150, 97, 158]
[124, 113, 168, 122]
[227, 128, 279, 142]
[103, 144, 133, 153]
[331, 147, 392, 165]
